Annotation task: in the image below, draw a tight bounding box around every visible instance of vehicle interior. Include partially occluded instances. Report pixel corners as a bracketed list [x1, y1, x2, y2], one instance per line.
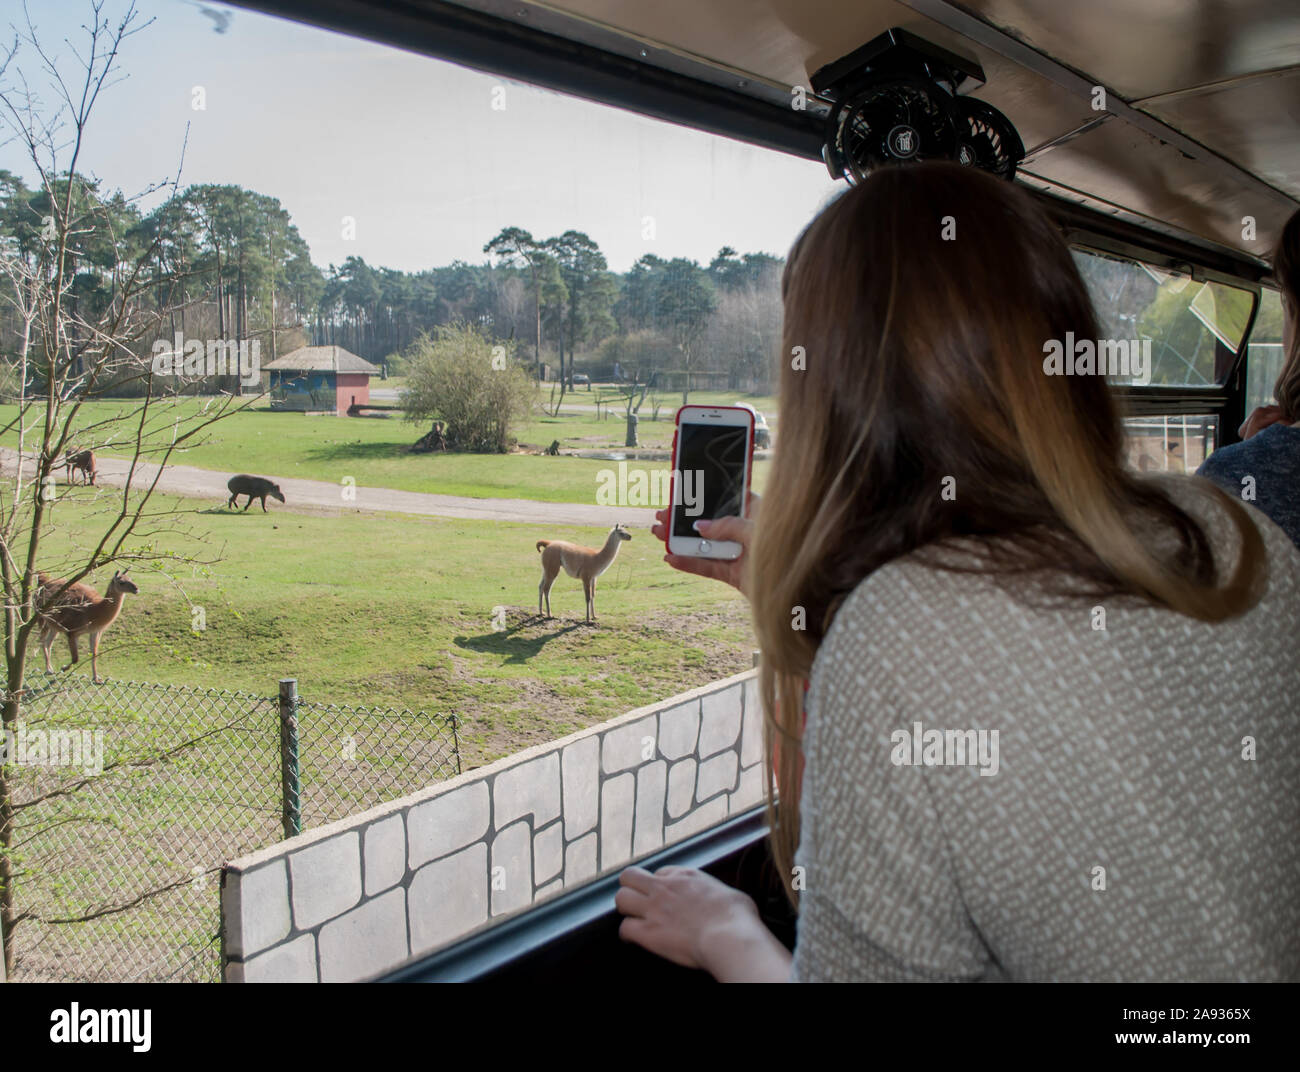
[219, 0, 1299, 981]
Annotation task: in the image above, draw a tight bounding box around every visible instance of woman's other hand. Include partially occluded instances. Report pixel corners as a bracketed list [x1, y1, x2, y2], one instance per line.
[616, 865, 791, 981]
[1239, 404, 1291, 439]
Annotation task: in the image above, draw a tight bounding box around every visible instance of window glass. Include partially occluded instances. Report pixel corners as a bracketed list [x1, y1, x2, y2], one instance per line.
[1123, 415, 1219, 473]
[1245, 288, 1285, 411]
[1072, 249, 1255, 386]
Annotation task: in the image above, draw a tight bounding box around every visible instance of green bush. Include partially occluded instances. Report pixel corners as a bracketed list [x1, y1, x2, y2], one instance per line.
[400, 324, 537, 453]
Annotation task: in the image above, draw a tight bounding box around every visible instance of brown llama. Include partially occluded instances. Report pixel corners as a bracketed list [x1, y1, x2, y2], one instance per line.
[536, 523, 632, 623]
[36, 569, 139, 684]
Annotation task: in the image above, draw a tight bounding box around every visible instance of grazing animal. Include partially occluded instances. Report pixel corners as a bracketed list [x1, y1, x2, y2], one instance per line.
[65, 449, 97, 485]
[36, 569, 139, 684]
[227, 474, 285, 512]
[536, 523, 632, 623]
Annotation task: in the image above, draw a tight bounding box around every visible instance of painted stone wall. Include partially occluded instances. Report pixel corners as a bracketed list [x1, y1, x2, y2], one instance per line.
[222, 668, 765, 982]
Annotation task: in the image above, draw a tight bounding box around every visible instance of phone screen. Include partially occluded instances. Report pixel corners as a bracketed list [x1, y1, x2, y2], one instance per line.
[672, 422, 749, 536]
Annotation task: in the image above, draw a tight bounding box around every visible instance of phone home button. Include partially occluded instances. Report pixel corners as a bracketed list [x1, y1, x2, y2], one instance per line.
[698, 539, 712, 554]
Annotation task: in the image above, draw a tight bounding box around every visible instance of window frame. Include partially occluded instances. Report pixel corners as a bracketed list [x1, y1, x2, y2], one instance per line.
[216, 3, 1283, 968]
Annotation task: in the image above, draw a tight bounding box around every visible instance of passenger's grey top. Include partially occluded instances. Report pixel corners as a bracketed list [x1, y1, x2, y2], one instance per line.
[1197, 423, 1300, 549]
[790, 478, 1300, 982]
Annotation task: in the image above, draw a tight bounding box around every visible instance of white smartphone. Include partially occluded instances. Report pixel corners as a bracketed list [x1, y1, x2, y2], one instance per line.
[667, 405, 755, 559]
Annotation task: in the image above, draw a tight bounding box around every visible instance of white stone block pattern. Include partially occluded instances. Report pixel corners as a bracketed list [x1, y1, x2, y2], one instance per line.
[696, 751, 739, 804]
[408, 843, 489, 956]
[364, 815, 406, 897]
[564, 832, 598, 887]
[740, 677, 764, 768]
[601, 715, 657, 774]
[407, 781, 490, 870]
[225, 859, 291, 957]
[318, 889, 409, 983]
[599, 773, 635, 870]
[658, 700, 700, 760]
[562, 737, 599, 841]
[730, 763, 764, 814]
[664, 795, 729, 842]
[633, 760, 667, 856]
[699, 688, 742, 757]
[491, 820, 533, 917]
[290, 833, 362, 931]
[666, 758, 697, 819]
[534, 821, 563, 886]
[493, 753, 561, 830]
[241, 933, 317, 983]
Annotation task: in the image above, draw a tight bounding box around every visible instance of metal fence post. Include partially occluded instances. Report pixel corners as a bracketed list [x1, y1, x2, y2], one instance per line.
[278, 679, 302, 839]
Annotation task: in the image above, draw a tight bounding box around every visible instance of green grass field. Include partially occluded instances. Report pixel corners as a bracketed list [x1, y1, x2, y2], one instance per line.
[663, 389, 777, 412]
[21, 488, 754, 767]
[519, 410, 675, 450]
[0, 398, 771, 503]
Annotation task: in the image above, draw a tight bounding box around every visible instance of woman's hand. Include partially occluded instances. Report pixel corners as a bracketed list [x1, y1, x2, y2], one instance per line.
[616, 865, 792, 982]
[1239, 404, 1291, 439]
[651, 492, 758, 594]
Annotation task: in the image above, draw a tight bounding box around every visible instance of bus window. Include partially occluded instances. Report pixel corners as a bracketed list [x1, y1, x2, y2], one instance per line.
[1245, 287, 1286, 411]
[1070, 248, 1255, 386]
[1122, 414, 1218, 473]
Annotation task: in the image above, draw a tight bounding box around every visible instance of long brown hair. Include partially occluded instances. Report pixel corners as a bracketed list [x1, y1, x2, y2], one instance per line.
[749, 162, 1267, 904]
[1272, 207, 1300, 421]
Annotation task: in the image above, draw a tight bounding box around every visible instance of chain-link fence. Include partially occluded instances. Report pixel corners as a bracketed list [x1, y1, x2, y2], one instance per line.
[2, 676, 459, 982]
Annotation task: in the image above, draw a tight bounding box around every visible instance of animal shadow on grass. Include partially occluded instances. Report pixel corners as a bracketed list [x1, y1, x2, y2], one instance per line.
[454, 615, 586, 665]
[198, 505, 280, 516]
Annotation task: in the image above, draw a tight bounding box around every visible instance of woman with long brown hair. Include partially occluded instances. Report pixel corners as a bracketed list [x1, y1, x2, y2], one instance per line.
[615, 162, 1300, 982]
[1198, 206, 1300, 547]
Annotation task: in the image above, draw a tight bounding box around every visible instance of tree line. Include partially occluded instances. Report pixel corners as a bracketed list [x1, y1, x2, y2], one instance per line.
[0, 172, 785, 396]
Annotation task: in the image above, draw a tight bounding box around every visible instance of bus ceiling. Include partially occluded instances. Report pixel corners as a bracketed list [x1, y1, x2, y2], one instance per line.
[232, 0, 1299, 280]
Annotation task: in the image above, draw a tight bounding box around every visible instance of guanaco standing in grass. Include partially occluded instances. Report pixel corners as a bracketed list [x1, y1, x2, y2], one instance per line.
[36, 569, 139, 683]
[536, 523, 631, 622]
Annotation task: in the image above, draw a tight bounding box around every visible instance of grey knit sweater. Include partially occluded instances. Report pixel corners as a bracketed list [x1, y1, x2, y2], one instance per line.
[790, 478, 1300, 982]
[1198, 422, 1300, 549]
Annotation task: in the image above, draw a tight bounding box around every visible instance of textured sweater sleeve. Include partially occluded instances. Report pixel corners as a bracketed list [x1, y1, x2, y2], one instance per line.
[790, 580, 995, 982]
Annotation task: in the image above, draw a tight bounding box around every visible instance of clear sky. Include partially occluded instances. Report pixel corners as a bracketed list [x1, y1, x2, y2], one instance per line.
[0, 0, 839, 273]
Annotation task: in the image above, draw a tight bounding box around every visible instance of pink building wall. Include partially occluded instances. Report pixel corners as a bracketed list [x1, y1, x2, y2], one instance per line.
[336, 373, 371, 416]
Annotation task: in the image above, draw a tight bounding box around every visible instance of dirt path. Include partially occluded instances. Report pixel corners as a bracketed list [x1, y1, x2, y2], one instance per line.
[0, 447, 656, 528]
